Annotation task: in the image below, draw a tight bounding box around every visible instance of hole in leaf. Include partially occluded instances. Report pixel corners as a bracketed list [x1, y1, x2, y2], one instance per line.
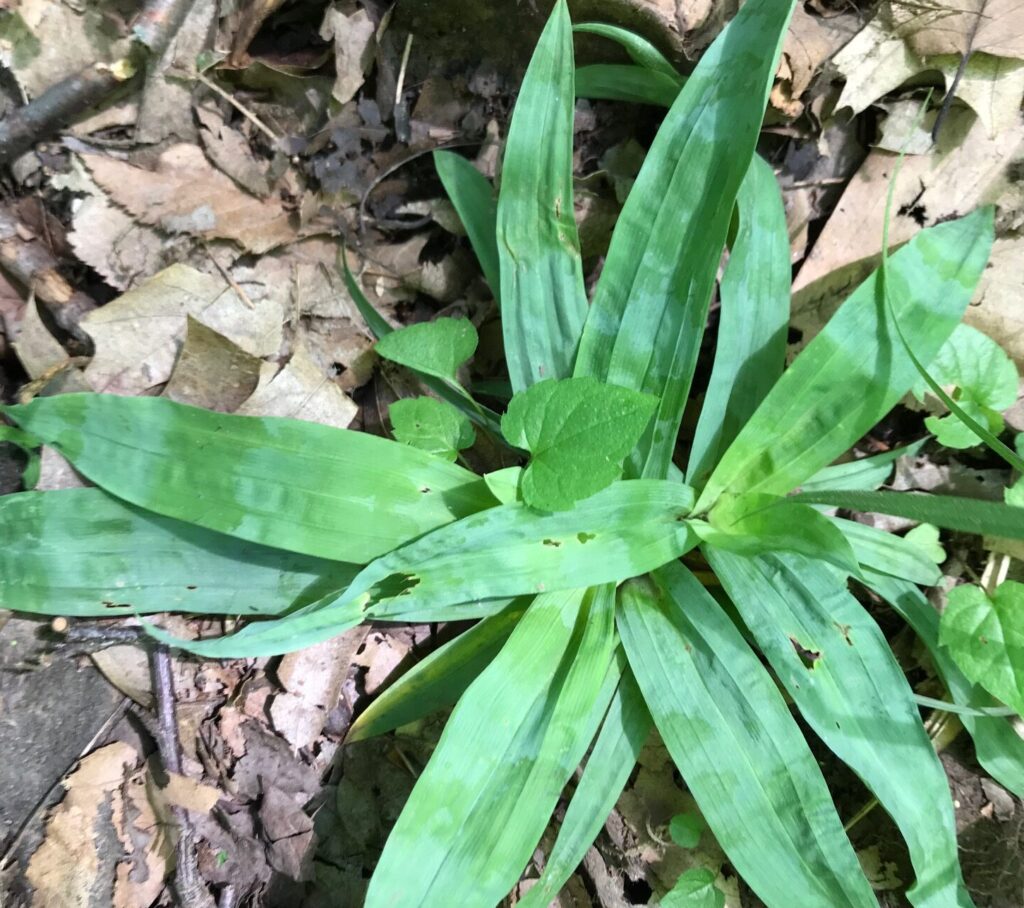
[789, 637, 821, 669]
[369, 572, 421, 603]
[542, 538, 562, 547]
[577, 532, 597, 544]
[186, 585, 198, 591]
[834, 621, 852, 645]
[419, 486, 431, 494]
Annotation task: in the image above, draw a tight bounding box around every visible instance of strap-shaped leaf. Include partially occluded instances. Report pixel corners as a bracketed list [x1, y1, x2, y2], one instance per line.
[517, 663, 651, 908]
[433, 150, 501, 299]
[347, 601, 527, 742]
[687, 154, 790, 487]
[707, 550, 973, 908]
[0, 488, 356, 616]
[497, 0, 588, 391]
[574, 63, 681, 107]
[3, 394, 495, 563]
[792, 489, 1024, 541]
[574, 0, 795, 480]
[573, 23, 681, 80]
[799, 440, 926, 494]
[831, 516, 941, 587]
[864, 571, 1024, 799]
[696, 208, 994, 510]
[618, 562, 876, 908]
[365, 585, 617, 907]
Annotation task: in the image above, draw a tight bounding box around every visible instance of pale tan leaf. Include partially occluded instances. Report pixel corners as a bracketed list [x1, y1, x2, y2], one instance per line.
[91, 644, 153, 708]
[319, 6, 376, 105]
[163, 316, 262, 412]
[13, 297, 66, 379]
[158, 771, 222, 813]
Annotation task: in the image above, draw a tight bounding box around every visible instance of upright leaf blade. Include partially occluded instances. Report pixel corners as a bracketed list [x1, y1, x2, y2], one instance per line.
[4, 394, 495, 563]
[497, 0, 588, 391]
[697, 208, 994, 510]
[574, 0, 796, 479]
[707, 550, 974, 908]
[365, 586, 616, 907]
[618, 563, 876, 908]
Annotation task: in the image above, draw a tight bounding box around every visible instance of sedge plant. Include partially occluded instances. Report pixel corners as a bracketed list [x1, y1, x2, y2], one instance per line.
[3, 1, 1024, 904]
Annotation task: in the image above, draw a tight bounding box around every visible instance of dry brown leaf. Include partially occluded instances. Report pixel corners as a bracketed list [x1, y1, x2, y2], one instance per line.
[319, 6, 377, 105]
[82, 145, 308, 254]
[159, 771, 222, 813]
[967, 235, 1024, 368]
[35, 445, 87, 491]
[354, 631, 412, 697]
[889, 0, 1024, 59]
[91, 644, 153, 708]
[12, 296, 66, 379]
[196, 105, 272, 198]
[163, 316, 263, 412]
[116, 766, 171, 908]
[259, 785, 315, 880]
[772, 6, 858, 115]
[82, 263, 285, 395]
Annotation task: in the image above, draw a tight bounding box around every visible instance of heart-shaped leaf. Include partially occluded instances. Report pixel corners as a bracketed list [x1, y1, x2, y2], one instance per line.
[375, 318, 478, 383]
[390, 397, 475, 462]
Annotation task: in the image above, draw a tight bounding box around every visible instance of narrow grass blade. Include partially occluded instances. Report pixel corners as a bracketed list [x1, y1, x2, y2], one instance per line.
[800, 440, 927, 493]
[831, 517, 941, 586]
[573, 23, 681, 80]
[517, 664, 651, 908]
[707, 550, 973, 908]
[433, 150, 500, 299]
[497, 0, 588, 391]
[4, 394, 496, 563]
[574, 0, 795, 480]
[697, 208, 994, 510]
[792, 490, 1024, 541]
[0, 488, 356, 617]
[618, 563, 876, 908]
[687, 154, 790, 487]
[347, 601, 527, 742]
[365, 586, 617, 907]
[865, 571, 1024, 799]
[574, 64, 681, 106]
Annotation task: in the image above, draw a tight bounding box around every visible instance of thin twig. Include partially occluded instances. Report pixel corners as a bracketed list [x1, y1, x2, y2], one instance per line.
[931, 3, 984, 142]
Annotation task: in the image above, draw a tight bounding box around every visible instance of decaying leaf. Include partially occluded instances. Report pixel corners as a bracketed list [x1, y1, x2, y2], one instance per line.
[969, 236, 1024, 368]
[771, 5, 858, 116]
[163, 316, 262, 412]
[12, 296, 66, 379]
[887, 0, 1024, 59]
[91, 644, 153, 708]
[196, 105, 272, 198]
[319, 5, 376, 105]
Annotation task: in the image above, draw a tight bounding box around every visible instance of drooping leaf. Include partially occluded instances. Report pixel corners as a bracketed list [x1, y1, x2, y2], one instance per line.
[515, 664, 651, 908]
[365, 586, 616, 907]
[687, 155, 790, 487]
[832, 517, 942, 586]
[618, 563, 876, 908]
[661, 868, 725, 908]
[696, 208, 994, 510]
[574, 63, 681, 107]
[501, 377, 658, 510]
[3, 393, 496, 563]
[0, 488, 357, 616]
[574, 0, 796, 480]
[375, 318, 478, 385]
[940, 581, 1024, 718]
[691, 493, 860, 576]
[389, 396, 475, 461]
[573, 22, 682, 80]
[497, 0, 588, 392]
[433, 150, 500, 298]
[799, 440, 927, 493]
[347, 601, 527, 742]
[708, 550, 974, 908]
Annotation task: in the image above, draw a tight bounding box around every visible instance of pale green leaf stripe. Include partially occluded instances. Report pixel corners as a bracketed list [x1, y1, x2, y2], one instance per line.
[864, 571, 1024, 799]
[517, 665, 651, 908]
[3, 394, 496, 563]
[574, 0, 795, 480]
[618, 562, 876, 908]
[573, 23, 682, 80]
[366, 586, 616, 907]
[574, 63, 681, 107]
[800, 440, 927, 494]
[0, 488, 356, 617]
[347, 601, 527, 742]
[497, 0, 588, 391]
[687, 154, 790, 488]
[708, 550, 973, 908]
[433, 150, 500, 299]
[792, 489, 1024, 541]
[697, 208, 994, 510]
[832, 516, 941, 586]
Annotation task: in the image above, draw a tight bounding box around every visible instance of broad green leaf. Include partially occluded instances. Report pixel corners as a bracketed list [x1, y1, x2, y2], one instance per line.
[691, 493, 860, 576]
[1008, 479, 1024, 507]
[178, 480, 697, 657]
[365, 586, 616, 907]
[4, 394, 495, 563]
[389, 396, 475, 461]
[912, 324, 1019, 449]
[347, 601, 527, 742]
[832, 517, 941, 586]
[516, 665, 651, 908]
[497, 0, 588, 392]
[687, 155, 790, 488]
[669, 813, 704, 850]
[904, 522, 946, 565]
[574, 63, 681, 107]
[799, 440, 926, 493]
[433, 150, 500, 298]
[482, 466, 522, 505]
[573, 23, 681, 80]
[574, 0, 796, 480]
[618, 563, 876, 908]
[791, 489, 1024, 541]
[375, 318, 478, 384]
[662, 868, 725, 908]
[865, 572, 1024, 798]
[696, 208, 994, 511]
[708, 550, 973, 908]
[501, 377, 658, 510]
[0, 488, 356, 617]
[940, 581, 1024, 718]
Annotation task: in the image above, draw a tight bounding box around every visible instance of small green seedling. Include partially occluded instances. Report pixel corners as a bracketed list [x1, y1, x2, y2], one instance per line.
[2, 2, 1023, 906]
